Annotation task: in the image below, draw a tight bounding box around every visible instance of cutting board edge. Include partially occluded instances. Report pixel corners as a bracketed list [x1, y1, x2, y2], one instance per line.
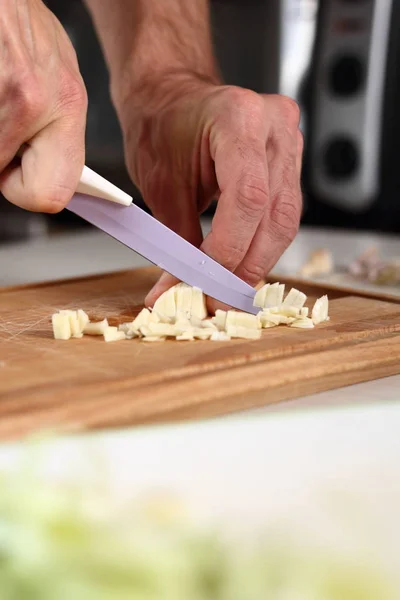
[0, 336, 398, 441]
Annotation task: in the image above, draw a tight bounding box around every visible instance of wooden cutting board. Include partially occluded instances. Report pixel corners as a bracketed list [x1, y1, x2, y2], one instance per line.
[0, 267, 399, 441]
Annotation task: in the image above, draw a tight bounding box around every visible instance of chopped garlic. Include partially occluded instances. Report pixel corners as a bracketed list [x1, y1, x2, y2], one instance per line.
[265, 282, 285, 307]
[131, 308, 152, 331]
[153, 311, 173, 324]
[118, 323, 138, 339]
[52, 313, 71, 340]
[226, 325, 262, 340]
[225, 310, 261, 330]
[175, 283, 193, 317]
[201, 319, 218, 330]
[253, 284, 268, 308]
[259, 319, 279, 328]
[311, 295, 329, 325]
[103, 327, 126, 342]
[83, 318, 109, 335]
[290, 317, 314, 329]
[282, 288, 307, 309]
[276, 306, 301, 318]
[77, 309, 89, 332]
[192, 328, 215, 340]
[153, 287, 176, 319]
[147, 323, 178, 337]
[254, 282, 285, 308]
[176, 331, 195, 341]
[190, 286, 208, 320]
[210, 331, 231, 342]
[59, 310, 82, 338]
[139, 325, 152, 337]
[52, 281, 330, 344]
[211, 310, 227, 331]
[260, 312, 288, 326]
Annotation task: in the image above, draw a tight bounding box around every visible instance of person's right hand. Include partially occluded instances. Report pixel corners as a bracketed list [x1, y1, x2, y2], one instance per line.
[0, 0, 87, 212]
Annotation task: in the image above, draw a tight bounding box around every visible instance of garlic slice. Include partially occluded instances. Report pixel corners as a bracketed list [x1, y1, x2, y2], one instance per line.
[282, 288, 307, 309]
[192, 328, 215, 340]
[176, 331, 195, 341]
[59, 310, 83, 338]
[153, 287, 176, 319]
[118, 323, 139, 339]
[265, 282, 285, 307]
[77, 309, 89, 333]
[276, 306, 301, 318]
[175, 283, 193, 318]
[103, 327, 126, 342]
[290, 317, 314, 329]
[210, 331, 231, 341]
[139, 325, 152, 337]
[52, 313, 71, 340]
[260, 312, 287, 326]
[147, 323, 178, 337]
[254, 282, 285, 308]
[311, 295, 329, 325]
[225, 310, 261, 330]
[211, 310, 227, 331]
[131, 308, 151, 330]
[83, 318, 109, 335]
[253, 284, 269, 308]
[226, 325, 262, 340]
[190, 287, 208, 320]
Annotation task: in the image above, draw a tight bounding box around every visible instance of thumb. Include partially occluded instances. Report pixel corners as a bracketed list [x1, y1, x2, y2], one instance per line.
[0, 117, 85, 213]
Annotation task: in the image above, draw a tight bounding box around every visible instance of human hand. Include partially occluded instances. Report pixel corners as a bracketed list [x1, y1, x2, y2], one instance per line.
[0, 0, 87, 212]
[116, 76, 303, 311]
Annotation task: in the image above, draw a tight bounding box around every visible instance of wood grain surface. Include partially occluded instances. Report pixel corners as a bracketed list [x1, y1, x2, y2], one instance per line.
[0, 267, 399, 441]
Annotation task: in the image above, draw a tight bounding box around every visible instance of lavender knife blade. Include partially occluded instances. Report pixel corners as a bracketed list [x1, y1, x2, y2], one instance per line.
[67, 194, 258, 314]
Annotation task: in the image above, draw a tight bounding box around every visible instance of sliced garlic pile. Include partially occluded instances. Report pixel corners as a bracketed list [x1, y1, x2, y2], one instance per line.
[52, 283, 329, 343]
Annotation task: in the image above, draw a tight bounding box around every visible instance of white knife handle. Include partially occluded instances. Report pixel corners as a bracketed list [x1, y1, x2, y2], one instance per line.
[77, 166, 133, 206]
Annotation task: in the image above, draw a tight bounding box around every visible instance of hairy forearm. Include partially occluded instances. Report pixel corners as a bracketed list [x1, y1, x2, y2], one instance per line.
[84, 0, 220, 105]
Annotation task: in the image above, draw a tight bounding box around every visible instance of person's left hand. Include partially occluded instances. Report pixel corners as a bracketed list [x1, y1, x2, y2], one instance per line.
[114, 75, 303, 312]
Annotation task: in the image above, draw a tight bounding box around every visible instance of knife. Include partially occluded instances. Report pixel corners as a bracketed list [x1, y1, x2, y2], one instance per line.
[68, 166, 258, 314]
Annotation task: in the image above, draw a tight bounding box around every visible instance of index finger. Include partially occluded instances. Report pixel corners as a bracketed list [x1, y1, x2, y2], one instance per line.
[0, 114, 86, 213]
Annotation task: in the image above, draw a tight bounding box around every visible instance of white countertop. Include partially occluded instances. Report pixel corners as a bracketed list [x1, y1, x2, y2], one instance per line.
[1, 224, 399, 412]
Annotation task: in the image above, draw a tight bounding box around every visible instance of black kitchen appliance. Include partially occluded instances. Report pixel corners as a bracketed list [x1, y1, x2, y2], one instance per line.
[301, 0, 400, 232]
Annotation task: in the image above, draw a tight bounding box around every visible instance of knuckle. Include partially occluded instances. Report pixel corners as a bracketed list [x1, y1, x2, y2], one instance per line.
[237, 175, 268, 221]
[214, 240, 245, 271]
[225, 86, 263, 110]
[270, 194, 301, 245]
[58, 74, 88, 114]
[5, 71, 47, 123]
[240, 262, 265, 286]
[223, 86, 265, 130]
[277, 95, 301, 127]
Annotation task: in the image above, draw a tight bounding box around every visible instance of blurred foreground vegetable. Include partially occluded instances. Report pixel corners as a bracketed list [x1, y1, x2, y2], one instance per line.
[0, 456, 396, 599]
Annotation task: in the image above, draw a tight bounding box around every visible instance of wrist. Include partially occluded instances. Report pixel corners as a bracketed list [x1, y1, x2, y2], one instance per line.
[112, 68, 221, 128]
